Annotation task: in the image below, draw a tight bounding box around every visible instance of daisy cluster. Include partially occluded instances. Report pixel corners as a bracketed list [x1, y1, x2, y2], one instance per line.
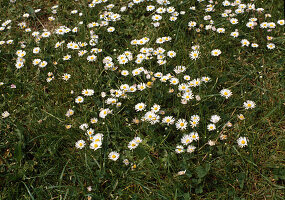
[0, 0, 283, 168]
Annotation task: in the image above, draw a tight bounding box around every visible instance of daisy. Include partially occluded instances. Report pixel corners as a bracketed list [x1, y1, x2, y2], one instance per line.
[277, 20, 284, 25]
[99, 109, 111, 118]
[188, 21, 197, 27]
[182, 92, 194, 101]
[151, 104, 160, 113]
[184, 75, 191, 81]
[260, 22, 268, 29]
[169, 16, 177, 21]
[237, 114, 245, 120]
[190, 120, 199, 128]
[243, 100, 256, 109]
[87, 55, 97, 62]
[65, 109, 74, 117]
[75, 96, 84, 103]
[133, 137, 142, 144]
[63, 54, 71, 61]
[93, 133, 104, 143]
[39, 61, 48, 68]
[75, 140, 85, 149]
[108, 151, 120, 161]
[121, 70, 129, 76]
[186, 145, 196, 153]
[231, 31, 239, 37]
[267, 22, 276, 29]
[267, 43, 275, 49]
[230, 18, 238, 24]
[86, 128, 94, 136]
[190, 132, 199, 141]
[202, 76, 210, 82]
[90, 141, 102, 151]
[107, 27, 115, 32]
[217, 28, 225, 33]
[251, 43, 259, 48]
[176, 119, 188, 130]
[146, 5, 155, 11]
[33, 47, 40, 54]
[211, 49, 221, 56]
[33, 59, 41, 65]
[207, 124, 216, 131]
[181, 134, 193, 145]
[167, 50, 176, 58]
[128, 140, 139, 150]
[162, 116, 175, 125]
[135, 103, 146, 112]
[137, 83, 146, 91]
[90, 117, 98, 124]
[62, 73, 71, 81]
[190, 50, 199, 60]
[41, 31, 51, 38]
[82, 89, 94, 96]
[152, 14, 162, 21]
[15, 62, 24, 69]
[169, 78, 179, 85]
[220, 89, 232, 99]
[237, 137, 248, 148]
[241, 39, 250, 47]
[175, 145, 184, 154]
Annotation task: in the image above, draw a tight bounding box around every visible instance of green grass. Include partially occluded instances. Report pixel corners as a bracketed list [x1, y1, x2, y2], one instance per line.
[0, 0, 284, 199]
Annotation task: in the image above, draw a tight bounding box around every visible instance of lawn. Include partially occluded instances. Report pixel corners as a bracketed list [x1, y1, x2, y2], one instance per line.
[0, 0, 284, 199]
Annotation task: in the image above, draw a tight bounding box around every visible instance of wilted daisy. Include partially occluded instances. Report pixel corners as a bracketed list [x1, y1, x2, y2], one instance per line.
[243, 100, 256, 109]
[237, 137, 248, 148]
[2, 111, 10, 118]
[210, 115, 221, 123]
[108, 151, 120, 161]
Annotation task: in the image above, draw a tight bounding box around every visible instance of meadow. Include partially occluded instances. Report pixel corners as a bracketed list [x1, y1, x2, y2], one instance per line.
[0, 0, 284, 199]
